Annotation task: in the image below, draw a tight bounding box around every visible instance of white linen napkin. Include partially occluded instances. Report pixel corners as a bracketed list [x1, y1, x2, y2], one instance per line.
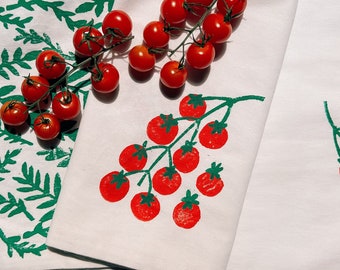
[227, 0, 340, 269]
[46, 1, 298, 269]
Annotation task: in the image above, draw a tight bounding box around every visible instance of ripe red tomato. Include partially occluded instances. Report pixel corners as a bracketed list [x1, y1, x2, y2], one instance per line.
[130, 192, 160, 221]
[102, 10, 133, 45]
[152, 166, 182, 195]
[146, 114, 179, 145]
[143, 21, 170, 48]
[216, 0, 247, 18]
[172, 141, 200, 173]
[179, 94, 207, 119]
[119, 143, 148, 172]
[33, 113, 60, 140]
[0, 101, 28, 126]
[35, 50, 66, 79]
[160, 60, 187, 89]
[128, 45, 156, 72]
[196, 162, 224, 196]
[202, 13, 232, 44]
[52, 91, 81, 120]
[186, 41, 215, 69]
[160, 0, 187, 25]
[199, 120, 228, 149]
[99, 171, 130, 202]
[185, 0, 214, 17]
[73, 26, 104, 57]
[91, 62, 119, 93]
[21, 75, 50, 103]
[173, 190, 200, 229]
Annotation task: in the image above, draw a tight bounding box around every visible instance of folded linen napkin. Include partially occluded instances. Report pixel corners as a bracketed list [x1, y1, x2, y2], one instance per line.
[47, 0, 297, 269]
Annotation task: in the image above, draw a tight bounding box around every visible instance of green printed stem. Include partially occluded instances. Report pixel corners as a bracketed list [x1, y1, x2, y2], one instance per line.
[324, 101, 340, 163]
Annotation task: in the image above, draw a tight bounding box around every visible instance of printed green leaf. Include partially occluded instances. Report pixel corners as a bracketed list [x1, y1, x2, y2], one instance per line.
[0, 11, 33, 29]
[0, 85, 15, 97]
[0, 193, 34, 220]
[39, 209, 55, 223]
[75, 2, 96, 13]
[0, 148, 22, 173]
[37, 199, 56, 209]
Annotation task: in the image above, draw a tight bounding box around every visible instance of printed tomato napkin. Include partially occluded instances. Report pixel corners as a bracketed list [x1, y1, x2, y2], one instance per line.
[227, 0, 340, 269]
[47, 0, 297, 269]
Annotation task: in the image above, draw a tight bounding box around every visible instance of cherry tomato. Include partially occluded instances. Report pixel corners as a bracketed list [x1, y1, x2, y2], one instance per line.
[91, 62, 119, 93]
[160, 60, 187, 89]
[160, 0, 187, 25]
[146, 114, 179, 145]
[196, 162, 224, 197]
[173, 190, 200, 229]
[143, 21, 170, 48]
[185, 0, 214, 17]
[202, 13, 232, 44]
[179, 94, 207, 119]
[199, 120, 228, 149]
[99, 171, 130, 202]
[152, 166, 182, 195]
[186, 41, 215, 69]
[130, 192, 160, 222]
[119, 143, 148, 172]
[102, 10, 133, 45]
[35, 50, 66, 79]
[216, 0, 247, 18]
[33, 113, 60, 140]
[21, 75, 50, 103]
[73, 26, 104, 57]
[52, 91, 81, 120]
[128, 45, 156, 72]
[0, 101, 28, 126]
[173, 141, 200, 173]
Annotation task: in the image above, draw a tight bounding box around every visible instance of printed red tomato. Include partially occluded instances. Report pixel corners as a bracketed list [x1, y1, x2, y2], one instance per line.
[119, 143, 148, 172]
[160, 60, 187, 89]
[196, 162, 224, 196]
[146, 114, 178, 145]
[143, 21, 170, 48]
[102, 10, 133, 45]
[33, 113, 60, 140]
[186, 41, 215, 69]
[173, 190, 200, 229]
[185, 0, 214, 17]
[73, 26, 104, 57]
[0, 101, 28, 126]
[99, 171, 130, 202]
[152, 166, 182, 195]
[202, 13, 232, 44]
[91, 62, 119, 93]
[35, 50, 66, 79]
[52, 91, 81, 120]
[173, 141, 200, 173]
[199, 120, 228, 149]
[160, 0, 187, 25]
[179, 94, 207, 119]
[216, 0, 247, 18]
[130, 192, 160, 221]
[128, 45, 156, 72]
[21, 75, 50, 103]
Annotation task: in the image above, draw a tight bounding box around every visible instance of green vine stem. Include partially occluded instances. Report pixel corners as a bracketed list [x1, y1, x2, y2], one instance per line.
[324, 101, 340, 163]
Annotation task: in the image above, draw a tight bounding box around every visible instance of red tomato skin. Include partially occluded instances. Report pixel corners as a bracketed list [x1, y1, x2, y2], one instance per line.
[73, 26, 104, 57]
[143, 21, 170, 48]
[199, 121, 228, 149]
[173, 202, 201, 229]
[160, 61, 188, 89]
[160, 0, 187, 25]
[152, 167, 182, 195]
[202, 13, 233, 44]
[196, 172, 224, 197]
[119, 144, 148, 172]
[185, 0, 214, 16]
[216, 0, 247, 18]
[146, 114, 179, 145]
[91, 62, 119, 93]
[99, 171, 130, 202]
[0, 101, 28, 126]
[128, 45, 156, 72]
[21, 75, 50, 103]
[52, 91, 81, 120]
[35, 50, 66, 79]
[130, 192, 160, 221]
[33, 113, 60, 140]
[172, 147, 199, 173]
[186, 41, 215, 69]
[179, 94, 207, 119]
